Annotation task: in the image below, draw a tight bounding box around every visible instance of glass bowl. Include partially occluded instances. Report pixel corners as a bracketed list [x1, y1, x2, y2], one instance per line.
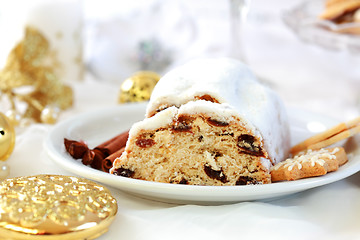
[282, 0, 360, 53]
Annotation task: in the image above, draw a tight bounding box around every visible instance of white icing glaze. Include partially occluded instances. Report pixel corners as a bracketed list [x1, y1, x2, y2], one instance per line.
[146, 58, 290, 164]
[331, 148, 339, 154]
[178, 100, 259, 135]
[260, 157, 271, 171]
[271, 148, 339, 171]
[128, 100, 258, 139]
[127, 106, 178, 140]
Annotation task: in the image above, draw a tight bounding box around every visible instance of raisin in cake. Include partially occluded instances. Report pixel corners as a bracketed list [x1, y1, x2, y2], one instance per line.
[110, 58, 290, 185]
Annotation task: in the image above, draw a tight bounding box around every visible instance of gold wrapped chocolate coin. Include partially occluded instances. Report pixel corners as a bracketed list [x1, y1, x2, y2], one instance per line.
[0, 175, 117, 239]
[118, 71, 160, 103]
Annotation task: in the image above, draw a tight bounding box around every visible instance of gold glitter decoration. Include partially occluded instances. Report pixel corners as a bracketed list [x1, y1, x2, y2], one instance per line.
[0, 112, 15, 162]
[0, 175, 117, 239]
[0, 26, 73, 124]
[118, 71, 160, 103]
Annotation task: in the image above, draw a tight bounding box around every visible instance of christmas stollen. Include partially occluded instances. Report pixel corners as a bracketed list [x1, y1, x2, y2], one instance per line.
[110, 58, 290, 185]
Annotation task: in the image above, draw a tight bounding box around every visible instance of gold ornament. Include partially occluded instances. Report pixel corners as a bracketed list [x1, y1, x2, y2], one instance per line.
[40, 105, 60, 124]
[0, 26, 73, 124]
[0, 113, 15, 162]
[5, 109, 21, 127]
[118, 71, 160, 103]
[0, 175, 118, 239]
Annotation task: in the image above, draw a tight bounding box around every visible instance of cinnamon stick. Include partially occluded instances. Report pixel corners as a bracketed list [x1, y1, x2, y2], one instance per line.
[64, 130, 129, 172]
[95, 131, 129, 156]
[90, 149, 106, 170]
[102, 146, 126, 172]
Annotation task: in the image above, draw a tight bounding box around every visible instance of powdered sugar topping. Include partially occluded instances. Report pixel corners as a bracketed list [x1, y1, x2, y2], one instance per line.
[145, 58, 290, 164]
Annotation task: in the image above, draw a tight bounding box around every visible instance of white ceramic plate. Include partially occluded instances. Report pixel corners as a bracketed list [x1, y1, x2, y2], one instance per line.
[44, 103, 360, 204]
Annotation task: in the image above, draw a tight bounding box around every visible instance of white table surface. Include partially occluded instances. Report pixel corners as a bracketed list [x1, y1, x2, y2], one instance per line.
[3, 0, 360, 239]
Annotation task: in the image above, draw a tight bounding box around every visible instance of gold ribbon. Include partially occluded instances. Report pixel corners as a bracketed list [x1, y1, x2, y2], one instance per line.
[0, 26, 73, 123]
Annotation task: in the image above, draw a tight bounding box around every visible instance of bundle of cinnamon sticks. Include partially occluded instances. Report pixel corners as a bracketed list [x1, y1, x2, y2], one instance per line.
[64, 130, 129, 172]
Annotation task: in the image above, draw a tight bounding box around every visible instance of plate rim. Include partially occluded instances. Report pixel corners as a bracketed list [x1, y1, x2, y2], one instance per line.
[44, 104, 360, 203]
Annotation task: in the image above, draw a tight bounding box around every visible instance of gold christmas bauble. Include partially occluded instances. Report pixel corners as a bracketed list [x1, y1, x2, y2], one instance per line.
[118, 71, 160, 103]
[0, 112, 15, 161]
[5, 109, 21, 127]
[40, 105, 60, 124]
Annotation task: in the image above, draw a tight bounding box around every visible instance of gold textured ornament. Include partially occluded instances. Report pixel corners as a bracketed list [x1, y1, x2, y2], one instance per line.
[40, 105, 60, 124]
[0, 26, 73, 124]
[118, 71, 160, 103]
[0, 175, 118, 240]
[0, 113, 15, 162]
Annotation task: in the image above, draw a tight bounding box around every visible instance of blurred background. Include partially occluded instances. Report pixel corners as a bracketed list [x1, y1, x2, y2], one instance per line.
[0, 0, 359, 121]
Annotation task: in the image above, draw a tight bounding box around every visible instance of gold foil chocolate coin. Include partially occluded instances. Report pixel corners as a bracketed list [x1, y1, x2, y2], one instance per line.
[0, 175, 117, 239]
[118, 71, 160, 103]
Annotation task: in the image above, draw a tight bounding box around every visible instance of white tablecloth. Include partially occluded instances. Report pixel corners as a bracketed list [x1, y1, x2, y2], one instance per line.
[8, 78, 360, 240]
[3, 0, 360, 239]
